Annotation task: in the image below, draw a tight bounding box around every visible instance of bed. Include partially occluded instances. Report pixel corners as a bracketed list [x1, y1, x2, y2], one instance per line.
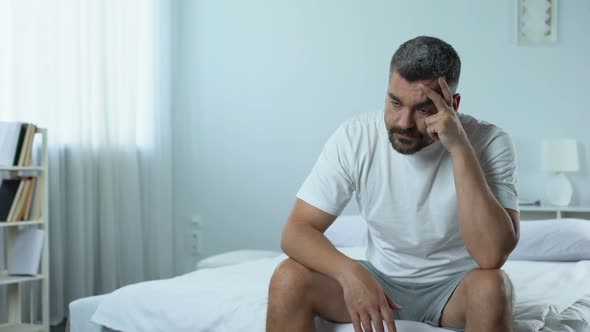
[68, 217, 590, 332]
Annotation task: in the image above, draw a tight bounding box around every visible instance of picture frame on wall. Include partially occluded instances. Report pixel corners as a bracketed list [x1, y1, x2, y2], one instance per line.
[517, 0, 558, 44]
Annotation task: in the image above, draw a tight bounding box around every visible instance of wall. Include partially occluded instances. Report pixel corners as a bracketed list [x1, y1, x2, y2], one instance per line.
[171, 0, 202, 272]
[173, 0, 590, 266]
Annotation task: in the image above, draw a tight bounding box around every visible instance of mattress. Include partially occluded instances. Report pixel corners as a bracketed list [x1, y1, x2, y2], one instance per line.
[69, 293, 590, 332]
[318, 295, 590, 332]
[69, 247, 590, 332]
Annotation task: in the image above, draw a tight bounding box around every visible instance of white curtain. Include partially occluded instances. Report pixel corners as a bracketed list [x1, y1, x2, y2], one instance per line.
[0, 0, 176, 324]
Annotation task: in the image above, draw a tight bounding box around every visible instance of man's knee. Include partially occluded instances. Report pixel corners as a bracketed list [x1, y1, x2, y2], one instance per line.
[463, 269, 513, 305]
[268, 258, 312, 303]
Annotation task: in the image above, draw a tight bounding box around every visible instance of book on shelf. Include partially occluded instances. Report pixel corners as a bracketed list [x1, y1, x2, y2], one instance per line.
[8, 227, 45, 276]
[14, 178, 34, 221]
[0, 177, 41, 222]
[13, 123, 27, 165]
[0, 122, 23, 166]
[0, 121, 37, 167]
[6, 178, 24, 221]
[31, 176, 44, 220]
[0, 121, 43, 222]
[21, 177, 37, 220]
[0, 178, 21, 220]
[19, 123, 36, 166]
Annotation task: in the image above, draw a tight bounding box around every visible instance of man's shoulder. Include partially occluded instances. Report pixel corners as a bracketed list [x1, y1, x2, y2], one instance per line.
[459, 113, 504, 133]
[335, 111, 383, 139]
[324, 111, 384, 160]
[340, 111, 382, 128]
[459, 113, 511, 148]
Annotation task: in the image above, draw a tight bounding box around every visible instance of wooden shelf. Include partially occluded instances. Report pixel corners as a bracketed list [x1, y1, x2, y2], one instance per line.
[0, 323, 45, 332]
[0, 271, 44, 286]
[0, 221, 44, 228]
[0, 166, 43, 172]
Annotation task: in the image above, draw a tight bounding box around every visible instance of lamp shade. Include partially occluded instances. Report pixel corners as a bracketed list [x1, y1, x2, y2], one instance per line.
[542, 139, 579, 172]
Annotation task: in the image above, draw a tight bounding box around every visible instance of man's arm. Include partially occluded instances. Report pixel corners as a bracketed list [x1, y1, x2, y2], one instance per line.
[449, 146, 519, 269]
[282, 198, 400, 332]
[421, 78, 519, 269]
[281, 198, 356, 281]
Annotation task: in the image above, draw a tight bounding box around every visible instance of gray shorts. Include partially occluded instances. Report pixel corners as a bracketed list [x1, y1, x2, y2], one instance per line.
[357, 260, 465, 331]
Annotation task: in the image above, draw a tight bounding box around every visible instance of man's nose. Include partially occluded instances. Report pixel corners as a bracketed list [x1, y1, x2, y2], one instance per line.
[397, 108, 415, 129]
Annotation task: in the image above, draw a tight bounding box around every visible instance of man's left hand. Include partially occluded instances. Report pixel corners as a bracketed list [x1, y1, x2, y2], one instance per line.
[421, 78, 469, 155]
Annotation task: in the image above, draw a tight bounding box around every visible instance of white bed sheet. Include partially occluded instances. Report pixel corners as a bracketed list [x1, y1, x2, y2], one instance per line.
[69, 293, 590, 332]
[69, 294, 447, 332]
[88, 247, 590, 332]
[69, 295, 112, 332]
[542, 295, 590, 331]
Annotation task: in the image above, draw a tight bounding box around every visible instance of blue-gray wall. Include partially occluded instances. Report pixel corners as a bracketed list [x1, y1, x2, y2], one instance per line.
[172, 0, 590, 268]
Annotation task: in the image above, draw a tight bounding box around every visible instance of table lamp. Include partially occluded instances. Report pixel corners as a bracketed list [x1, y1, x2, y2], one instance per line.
[542, 139, 579, 206]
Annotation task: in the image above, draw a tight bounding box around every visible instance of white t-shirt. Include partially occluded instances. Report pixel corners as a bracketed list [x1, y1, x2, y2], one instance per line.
[297, 111, 518, 284]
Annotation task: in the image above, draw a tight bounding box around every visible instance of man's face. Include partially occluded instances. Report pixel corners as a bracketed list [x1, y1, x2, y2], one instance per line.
[384, 72, 457, 154]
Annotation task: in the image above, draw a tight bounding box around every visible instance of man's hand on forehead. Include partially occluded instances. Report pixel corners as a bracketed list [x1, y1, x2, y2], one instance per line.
[422, 77, 452, 109]
[419, 77, 469, 155]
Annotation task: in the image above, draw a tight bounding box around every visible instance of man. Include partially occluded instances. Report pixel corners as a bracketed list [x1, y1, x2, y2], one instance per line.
[266, 36, 519, 332]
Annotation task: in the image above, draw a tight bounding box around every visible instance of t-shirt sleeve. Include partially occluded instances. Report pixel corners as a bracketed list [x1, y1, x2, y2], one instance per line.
[480, 133, 519, 212]
[296, 124, 355, 216]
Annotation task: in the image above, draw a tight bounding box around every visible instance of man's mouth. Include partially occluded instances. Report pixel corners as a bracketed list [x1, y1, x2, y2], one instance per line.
[396, 133, 415, 141]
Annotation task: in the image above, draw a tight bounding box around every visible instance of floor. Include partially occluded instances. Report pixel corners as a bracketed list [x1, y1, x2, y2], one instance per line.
[51, 320, 67, 332]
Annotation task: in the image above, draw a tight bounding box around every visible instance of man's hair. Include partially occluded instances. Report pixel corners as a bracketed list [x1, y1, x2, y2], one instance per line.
[389, 36, 461, 90]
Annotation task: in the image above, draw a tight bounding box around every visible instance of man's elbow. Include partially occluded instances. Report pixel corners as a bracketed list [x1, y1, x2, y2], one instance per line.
[280, 222, 300, 254]
[280, 225, 291, 253]
[475, 253, 509, 269]
[474, 237, 518, 269]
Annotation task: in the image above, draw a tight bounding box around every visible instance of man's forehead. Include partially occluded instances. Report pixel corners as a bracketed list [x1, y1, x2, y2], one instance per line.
[388, 74, 442, 102]
[388, 92, 435, 109]
[390, 72, 440, 91]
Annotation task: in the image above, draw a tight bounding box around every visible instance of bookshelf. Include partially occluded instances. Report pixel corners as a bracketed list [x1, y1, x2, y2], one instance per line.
[0, 127, 49, 332]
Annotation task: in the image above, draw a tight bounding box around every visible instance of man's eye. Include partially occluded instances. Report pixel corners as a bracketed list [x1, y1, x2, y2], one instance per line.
[418, 109, 432, 114]
[391, 101, 401, 107]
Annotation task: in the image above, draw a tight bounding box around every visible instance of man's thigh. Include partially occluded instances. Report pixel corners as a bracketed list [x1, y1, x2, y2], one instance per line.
[439, 272, 468, 330]
[270, 258, 352, 323]
[357, 260, 465, 327]
[440, 268, 513, 330]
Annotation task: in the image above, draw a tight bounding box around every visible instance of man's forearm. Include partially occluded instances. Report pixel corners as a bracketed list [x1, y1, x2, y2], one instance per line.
[451, 144, 517, 269]
[281, 222, 359, 283]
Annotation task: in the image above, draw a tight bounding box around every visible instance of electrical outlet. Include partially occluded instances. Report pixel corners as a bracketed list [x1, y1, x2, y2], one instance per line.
[185, 215, 202, 256]
[187, 231, 200, 256]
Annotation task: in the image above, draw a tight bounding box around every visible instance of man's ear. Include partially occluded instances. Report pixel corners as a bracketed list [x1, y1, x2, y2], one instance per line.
[452, 93, 461, 111]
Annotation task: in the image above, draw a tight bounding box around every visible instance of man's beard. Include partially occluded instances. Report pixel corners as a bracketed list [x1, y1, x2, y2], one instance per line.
[388, 126, 431, 155]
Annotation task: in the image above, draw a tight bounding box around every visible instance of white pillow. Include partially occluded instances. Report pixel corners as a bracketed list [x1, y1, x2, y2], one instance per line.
[324, 215, 368, 247]
[196, 250, 281, 269]
[325, 216, 590, 261]
[510, 218, 590, 261]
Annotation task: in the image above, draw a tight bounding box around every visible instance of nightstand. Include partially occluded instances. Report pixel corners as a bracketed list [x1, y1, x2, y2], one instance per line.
[519, 205, 590, 220]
